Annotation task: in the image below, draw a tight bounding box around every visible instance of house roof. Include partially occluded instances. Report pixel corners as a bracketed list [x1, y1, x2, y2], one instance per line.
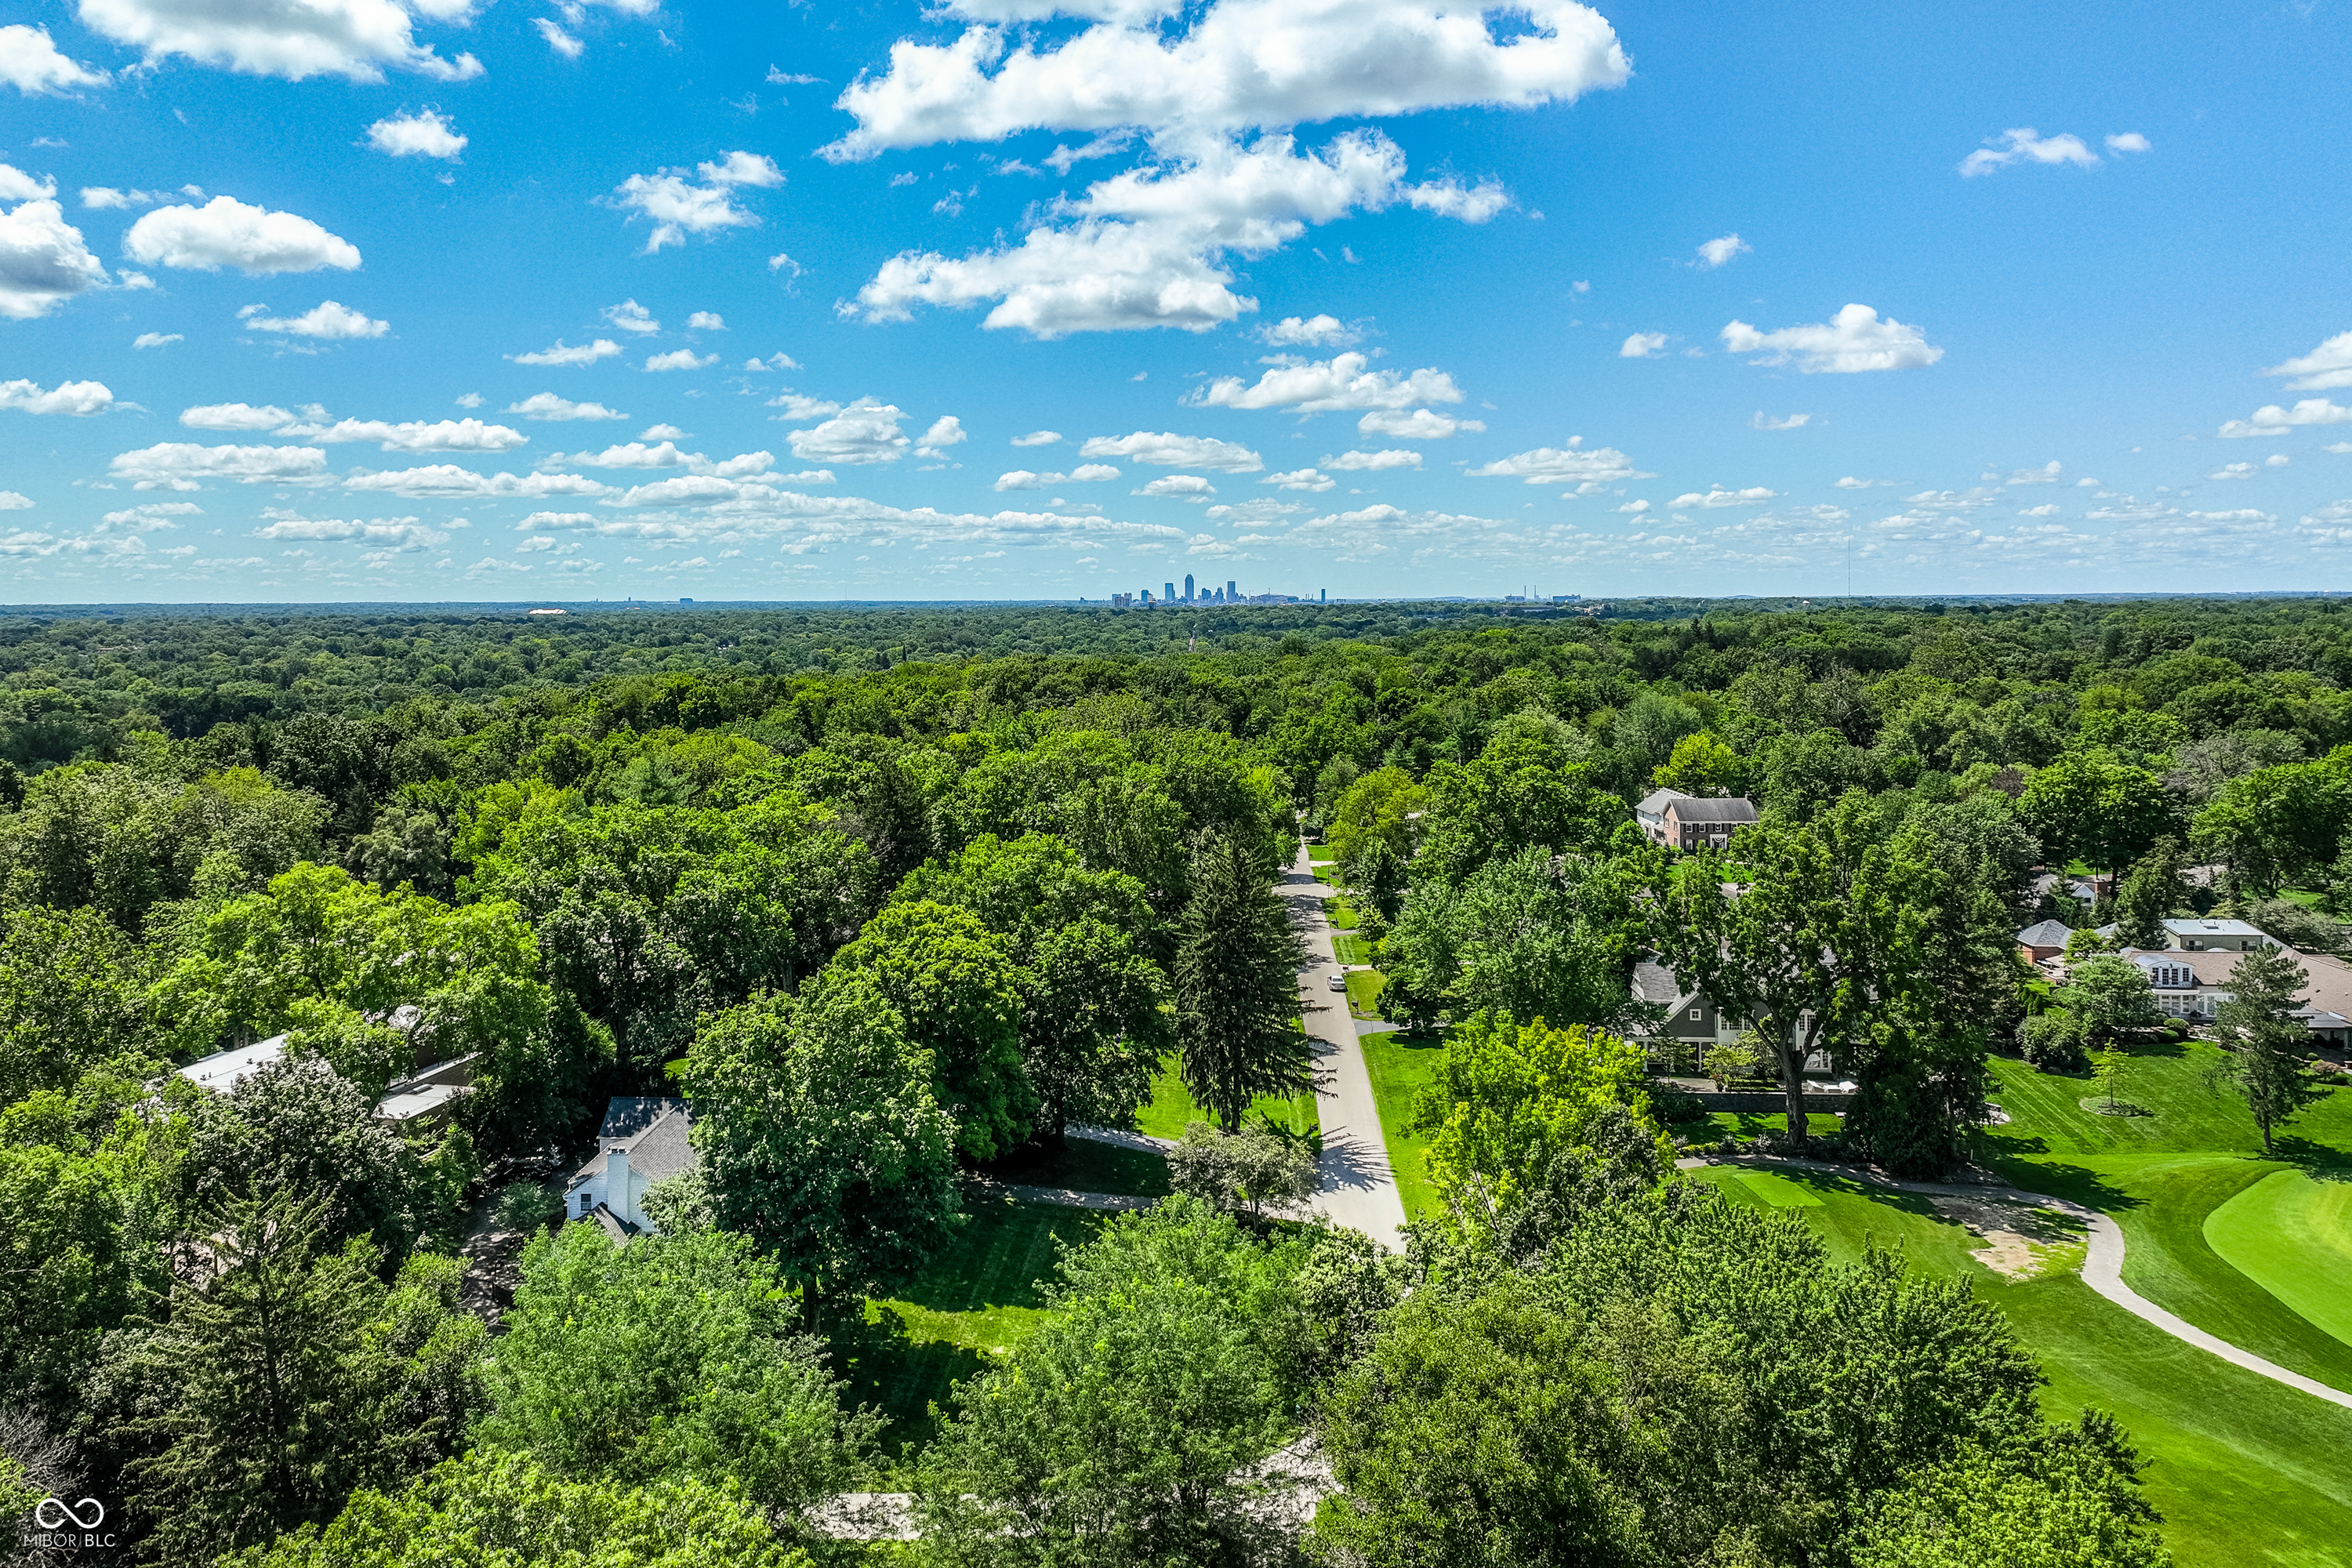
[1666, 797, 1759, 825]
[1635, 789, 1683, 816]
[1632, 960, 1696, 1011]
[2115, 947, 2243, 989]
[572, 1097, 695, 1185]
[2016, 919, 2074, 948]
[178, 1034, 289, 1094]
[2164, 918, 2267, 940]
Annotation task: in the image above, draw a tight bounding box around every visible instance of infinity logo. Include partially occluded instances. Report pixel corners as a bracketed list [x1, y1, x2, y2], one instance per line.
[34, 1497, 106, 1530]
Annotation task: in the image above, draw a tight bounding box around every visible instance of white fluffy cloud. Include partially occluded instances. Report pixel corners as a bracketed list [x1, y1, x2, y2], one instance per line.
[508, 393, 628, 421]
[74, 0, 481, 82]
[1671, 485, 1777, 509]
[856, 132, 1416, 336]
[1261, 467, 1335, 492]
[994, 463, 1121, 491]
[1958, 128, 2101, 176]
[1, 24, 108, 93]
[0, 196, 109, 318]
[769, 393, 843, 420]
[1720, 304, 1942, 373]
[688, 310, 725, 330]
[1080, 430, 1264, 470]
[276, 416, 527, 452]
[824, 0, 1628, 157]
[2219, 398, 2352, 439]
[125, 197, 361, 273]
[182, 402, 295, 429]
[510, 338, 622, 367]
[366, 108, 465, 159]
[2106, 132, 2151, 154]
[238, 299, 389, 338]
[788, 398, 913, 464]
[2265, 331, 2352, 393]
[2002, 460, 2065, 485]
[1322, 448, 1420, 470]
[108, 442, 330, 489]
[0, 165, 54, 202]
[1356, 408, 1483, 438]
[1696, 232, 1748, 268]
[0, 378, 114, 416]
[542, 442, 772, 477]
[342, 466, 617, 499]
[1261, 313, 1356, 347]
[101, 501, 201, 525]
[1137, 474, 1214, 497]
[1467, 437, 1646, 491]
[1192, 350, 1463, 412]
[645, 349, 717, 371]
[535, 18, 582, 57]
[256, 513, 446, 550]
[0, 492, 30, 509]
[1619, 332, 1666, 358]
[611, 152, 782, 252]
[916, 416, 967, 458]
[1751, 411, 1809, 431]
[133, 331, 181, 348]
[604, 299, 659, 333]
[1012, 429, 1062, 446]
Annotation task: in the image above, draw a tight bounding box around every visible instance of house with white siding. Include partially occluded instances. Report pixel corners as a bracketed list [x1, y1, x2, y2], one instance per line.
[564, 1098, 697, 1240]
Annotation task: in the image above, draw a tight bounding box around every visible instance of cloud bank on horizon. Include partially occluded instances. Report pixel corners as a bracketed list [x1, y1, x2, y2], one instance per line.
[0, 0, 2347, 600]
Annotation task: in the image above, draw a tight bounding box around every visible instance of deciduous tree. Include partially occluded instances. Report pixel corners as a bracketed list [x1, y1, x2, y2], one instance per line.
[681, 985, 960, 1312]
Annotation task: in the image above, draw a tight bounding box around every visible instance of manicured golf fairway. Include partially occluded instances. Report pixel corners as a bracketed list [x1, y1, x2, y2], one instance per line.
[2207, 1168, 2352, 1352]
[1697, 1160, 2352, 1566]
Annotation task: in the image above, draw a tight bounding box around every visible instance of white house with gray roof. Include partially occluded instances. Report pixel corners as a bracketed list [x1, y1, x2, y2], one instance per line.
[565, 1097, 697, 1240]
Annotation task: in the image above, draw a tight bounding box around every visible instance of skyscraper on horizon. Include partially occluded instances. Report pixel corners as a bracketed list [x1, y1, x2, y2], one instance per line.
[1184, 573, 1196, 602]
[1164, 581, 1176, 603]
[1226, 579, 1237, 602]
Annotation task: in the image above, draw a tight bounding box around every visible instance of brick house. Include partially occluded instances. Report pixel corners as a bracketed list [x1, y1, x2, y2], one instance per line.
[1635, 790, 1760, 851]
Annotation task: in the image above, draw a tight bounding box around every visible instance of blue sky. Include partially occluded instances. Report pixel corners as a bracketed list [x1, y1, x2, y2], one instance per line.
[2, 0, 2348, 604]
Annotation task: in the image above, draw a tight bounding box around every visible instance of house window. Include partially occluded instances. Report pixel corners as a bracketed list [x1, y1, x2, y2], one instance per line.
[1689, 1007, 1703, 1020]
[579, 1192, 590, 1216]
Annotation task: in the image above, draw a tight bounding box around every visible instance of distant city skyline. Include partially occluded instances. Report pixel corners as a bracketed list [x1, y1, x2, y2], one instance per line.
[0, 2, 2346, 603]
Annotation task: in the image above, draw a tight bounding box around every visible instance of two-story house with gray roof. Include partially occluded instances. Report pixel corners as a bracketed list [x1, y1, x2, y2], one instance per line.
[1635, 790, 1760, 851]
[565, 1097, 697, 1241]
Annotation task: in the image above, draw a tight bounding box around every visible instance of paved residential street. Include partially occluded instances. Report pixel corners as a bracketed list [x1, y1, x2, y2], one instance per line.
[1284, 845, 1410, 1250]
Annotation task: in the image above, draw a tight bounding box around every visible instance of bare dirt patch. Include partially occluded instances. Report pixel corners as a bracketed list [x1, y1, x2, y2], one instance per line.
[1929, 1194, 2087, 1281]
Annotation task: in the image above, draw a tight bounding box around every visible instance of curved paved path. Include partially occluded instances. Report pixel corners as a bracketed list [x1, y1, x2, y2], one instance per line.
[1285, 847, 1409, 1250]
[1682, 1153, 2352, 1412]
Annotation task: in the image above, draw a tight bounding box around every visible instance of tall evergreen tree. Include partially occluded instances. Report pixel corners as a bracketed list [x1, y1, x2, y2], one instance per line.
[2212, 942, 2328, 1153]
[123, 1189, 384, 1566]
[1173, 833, 1312, 1131]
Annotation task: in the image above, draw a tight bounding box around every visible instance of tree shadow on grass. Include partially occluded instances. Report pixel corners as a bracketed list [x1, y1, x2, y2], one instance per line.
[831, 1303, 989, 1461]
[2274, 1133, 2352, 1173]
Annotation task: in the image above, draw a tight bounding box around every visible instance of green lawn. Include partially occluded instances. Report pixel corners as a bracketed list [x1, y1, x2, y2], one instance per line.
[1330, 931, 1377, 965]
[2207, 1169, 2352, 1351]
[1326, 894, 1359, 927]
[849, 1196, 1109, 1461]
[1358, 1027, 1443, 1219]
[1308, 844, 1335, 864]
[1343, 967, 1386, 1019]
[1136, 1053, 1319, 1140]
[1966, 1039, 2352, 1560]
[1695, 1160, 2352, 1566]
